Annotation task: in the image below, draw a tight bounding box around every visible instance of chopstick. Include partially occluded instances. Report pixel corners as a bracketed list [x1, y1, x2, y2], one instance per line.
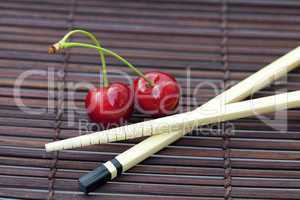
[46, 90, 300, 152]
[77, 46, 300, 193]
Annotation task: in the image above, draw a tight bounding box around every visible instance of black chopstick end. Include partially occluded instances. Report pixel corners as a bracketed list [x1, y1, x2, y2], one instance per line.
[79, 164, 111, 194]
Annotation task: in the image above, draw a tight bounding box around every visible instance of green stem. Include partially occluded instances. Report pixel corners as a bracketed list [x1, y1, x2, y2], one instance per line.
[58, 41, 154, 87]
[59, 30, 108, 87]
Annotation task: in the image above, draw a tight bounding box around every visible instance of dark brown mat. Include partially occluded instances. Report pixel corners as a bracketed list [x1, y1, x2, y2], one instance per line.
[1, 0, 300, 199]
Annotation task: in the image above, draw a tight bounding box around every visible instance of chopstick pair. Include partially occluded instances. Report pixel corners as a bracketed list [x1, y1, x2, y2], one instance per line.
[46, 46, 300, 193]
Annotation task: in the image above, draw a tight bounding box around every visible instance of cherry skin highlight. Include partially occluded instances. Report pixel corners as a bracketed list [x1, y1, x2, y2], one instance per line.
[85, 82, 133, 126]
[134, 71, 180, 116]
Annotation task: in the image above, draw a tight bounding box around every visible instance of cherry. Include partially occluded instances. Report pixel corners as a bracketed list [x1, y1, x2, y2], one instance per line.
[49, 30, 180, 120]
[85, 83, 133, 126]
[134, 71, 180, 116]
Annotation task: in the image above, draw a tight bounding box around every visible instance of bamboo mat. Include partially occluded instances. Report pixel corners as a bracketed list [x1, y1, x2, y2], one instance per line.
[1, 0, 300, 199]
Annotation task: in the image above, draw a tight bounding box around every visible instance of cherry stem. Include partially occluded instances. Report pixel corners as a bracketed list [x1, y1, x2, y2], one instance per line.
[53, 41, 154, 87]
[58, 30, 109, 87]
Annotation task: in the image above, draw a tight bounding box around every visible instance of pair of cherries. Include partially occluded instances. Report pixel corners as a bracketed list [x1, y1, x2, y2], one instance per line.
[48, 30, 180, 126]
[86, 71, 180, 126]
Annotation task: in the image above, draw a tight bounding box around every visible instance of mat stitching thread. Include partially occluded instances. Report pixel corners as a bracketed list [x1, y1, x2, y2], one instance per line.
[221, 0, 232, 199]
[47, 1, 76, 199]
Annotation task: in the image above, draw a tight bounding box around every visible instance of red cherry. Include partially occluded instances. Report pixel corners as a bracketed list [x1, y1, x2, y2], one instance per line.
[134, 71, 180, 116]
[85, 82, 133, 126]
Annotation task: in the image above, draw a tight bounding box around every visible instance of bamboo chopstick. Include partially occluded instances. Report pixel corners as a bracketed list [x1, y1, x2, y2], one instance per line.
[78, 46, 300, 194]
[46, 90, 300, 152]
